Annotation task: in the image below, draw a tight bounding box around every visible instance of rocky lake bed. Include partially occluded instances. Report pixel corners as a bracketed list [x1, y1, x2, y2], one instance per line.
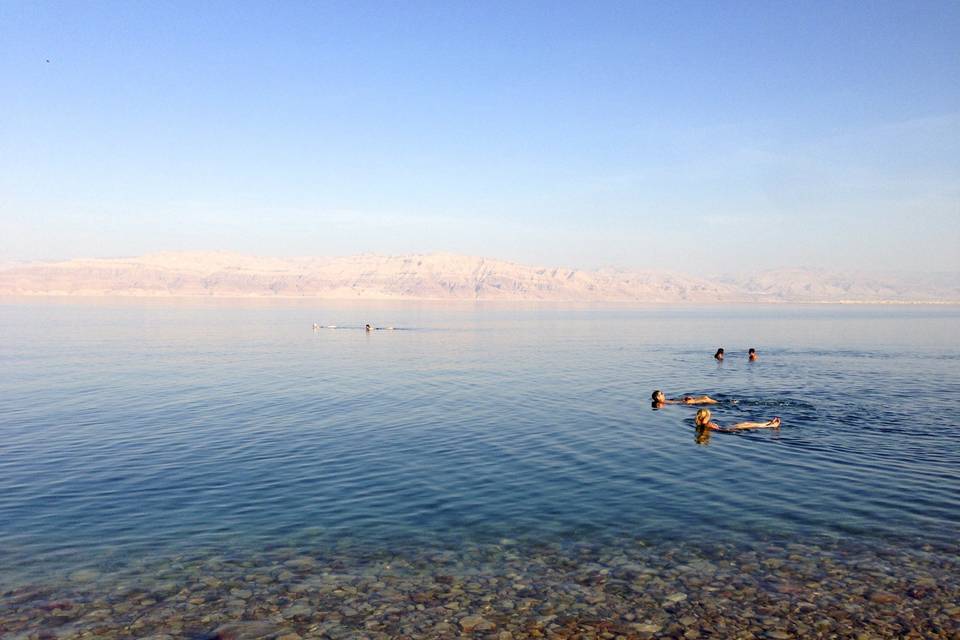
[4, 536, 958, 640]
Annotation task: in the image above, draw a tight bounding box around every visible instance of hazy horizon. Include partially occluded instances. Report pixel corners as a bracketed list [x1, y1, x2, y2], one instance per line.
[2, 2, 959, 273]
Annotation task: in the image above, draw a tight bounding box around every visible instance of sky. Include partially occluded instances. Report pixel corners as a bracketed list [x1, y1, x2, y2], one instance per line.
[1, 1, 958, 274]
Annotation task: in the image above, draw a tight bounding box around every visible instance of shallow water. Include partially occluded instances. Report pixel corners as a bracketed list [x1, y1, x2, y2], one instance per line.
[1, 299, 958, 637]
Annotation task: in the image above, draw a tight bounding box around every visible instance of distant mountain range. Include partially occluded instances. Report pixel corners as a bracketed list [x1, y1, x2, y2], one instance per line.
[0, 252, 957, 303]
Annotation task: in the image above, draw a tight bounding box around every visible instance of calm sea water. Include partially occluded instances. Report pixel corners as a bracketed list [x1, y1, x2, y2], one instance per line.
[1, 299, 958, 588]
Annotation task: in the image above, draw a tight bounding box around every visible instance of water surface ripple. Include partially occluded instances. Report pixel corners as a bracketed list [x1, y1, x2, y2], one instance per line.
[1, 301, 958, 587]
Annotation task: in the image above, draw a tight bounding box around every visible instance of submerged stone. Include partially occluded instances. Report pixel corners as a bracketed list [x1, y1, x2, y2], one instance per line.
[460, 614, 496, 632]
[69, 569, 100, 583]
[868, 591, 899, 604]
[207, 621, 295, 640]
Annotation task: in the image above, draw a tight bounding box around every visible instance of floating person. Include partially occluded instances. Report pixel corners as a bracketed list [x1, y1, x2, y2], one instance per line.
[748, 348, 758, 362]
[714, 348, 725, 361]
[694, 408, 780, 433]
[365, 324, 373, 332]
[651, 390, 719, 408]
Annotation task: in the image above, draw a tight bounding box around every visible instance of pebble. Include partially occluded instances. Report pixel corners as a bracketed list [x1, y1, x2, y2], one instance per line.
[868, 591, 899, 604]
[208, 621, 295, 639]
[460, 614, 495, 632]
[281, 604, 311, 618]
[0, 537, 957, 640]
[284, 557, 316, 570]
[69, 569, 100, 582]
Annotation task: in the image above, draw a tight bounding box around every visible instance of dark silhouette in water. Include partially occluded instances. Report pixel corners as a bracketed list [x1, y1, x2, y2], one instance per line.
[748, 348, 758, 361]
[714, 348, 725, 361]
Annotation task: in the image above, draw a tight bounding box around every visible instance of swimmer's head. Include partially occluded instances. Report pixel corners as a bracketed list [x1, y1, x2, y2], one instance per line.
[714, 348, 724, 360]
[652, 390, 665, 402]
[748, 348, 756, 355]
[365, 324, 372, 331]
[695, 408, 711, 426]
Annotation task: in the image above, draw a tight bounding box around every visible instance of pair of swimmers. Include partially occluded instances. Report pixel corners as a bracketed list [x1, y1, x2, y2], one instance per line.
[311, 323, 395, 331]
[651, 390, 781, 433]
[714, 348, 758, 361]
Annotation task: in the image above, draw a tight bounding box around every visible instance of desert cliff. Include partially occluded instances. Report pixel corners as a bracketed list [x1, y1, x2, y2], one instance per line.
[0, 252, 956, 303]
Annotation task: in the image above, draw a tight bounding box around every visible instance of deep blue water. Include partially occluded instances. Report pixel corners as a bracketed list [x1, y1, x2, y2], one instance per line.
[1, 299, 958, 586]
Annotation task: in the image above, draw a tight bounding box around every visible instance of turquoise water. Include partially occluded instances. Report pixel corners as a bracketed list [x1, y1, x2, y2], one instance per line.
[1, 300, 959, 639]
[2, 300, 957, 581]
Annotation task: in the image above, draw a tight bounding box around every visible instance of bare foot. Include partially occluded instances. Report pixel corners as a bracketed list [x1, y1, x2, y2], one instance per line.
[770, 417, 782, 429]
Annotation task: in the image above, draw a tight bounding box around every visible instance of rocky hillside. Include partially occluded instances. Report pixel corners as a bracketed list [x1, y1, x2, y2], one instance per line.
[0, 252, 956, 303]
[724, 268, 960, 303]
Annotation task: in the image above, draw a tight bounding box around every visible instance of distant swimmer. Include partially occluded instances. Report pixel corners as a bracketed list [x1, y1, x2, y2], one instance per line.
[365, 324, 373, 332]
[695, 408, 780, 432]
[714, 348, 725, 361]
[651, 390, 718, 408]
[748, 348, 758, 362]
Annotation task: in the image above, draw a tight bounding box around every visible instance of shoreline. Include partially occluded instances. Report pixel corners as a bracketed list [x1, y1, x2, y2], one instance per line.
[2, 293, 959, 306]
[5, 534, 958, 638]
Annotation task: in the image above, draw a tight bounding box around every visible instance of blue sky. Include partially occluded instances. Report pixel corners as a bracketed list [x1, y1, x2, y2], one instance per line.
[1, 1, 958, 273]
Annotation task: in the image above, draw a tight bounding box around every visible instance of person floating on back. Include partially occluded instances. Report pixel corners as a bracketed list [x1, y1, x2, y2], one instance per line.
[714, 348, 724, 361]
[695, 408, 780, 432]
[651, 390, 718, 409]
[748, 348, 758, 362]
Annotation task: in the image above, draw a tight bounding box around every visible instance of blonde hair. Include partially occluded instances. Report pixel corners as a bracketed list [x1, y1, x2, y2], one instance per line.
[695, 408, 711, 426]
